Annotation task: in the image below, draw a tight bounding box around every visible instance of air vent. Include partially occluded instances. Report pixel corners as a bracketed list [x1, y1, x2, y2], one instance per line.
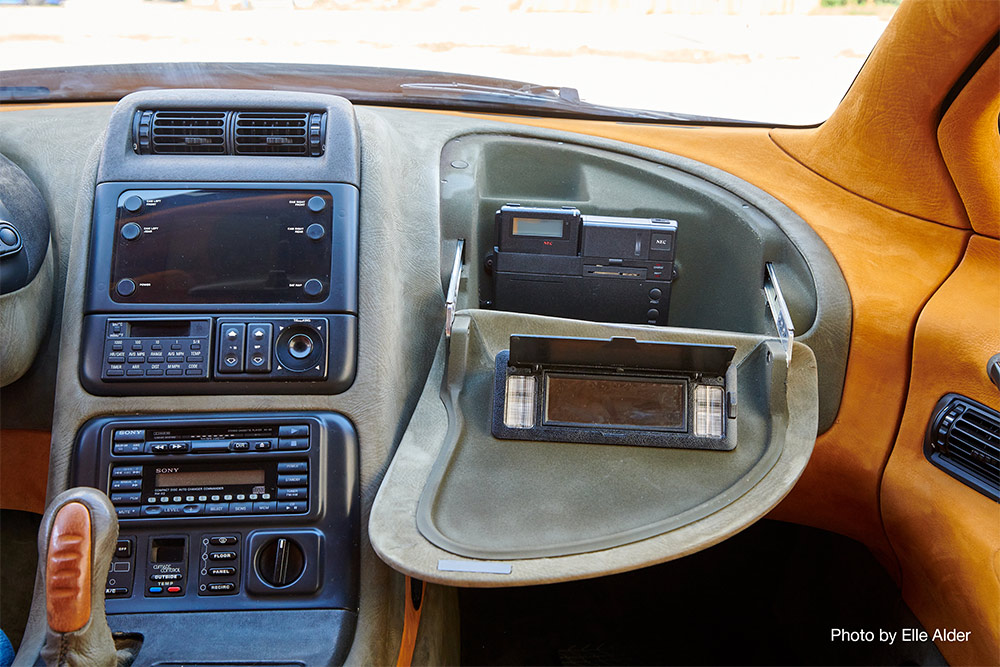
[133, 110, 326, 157]
[925, 394, 1000, 501]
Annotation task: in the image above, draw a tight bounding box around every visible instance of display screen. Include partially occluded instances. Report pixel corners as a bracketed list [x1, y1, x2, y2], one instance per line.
[111, 189, 332, 303]
[511, 217, 564, 238]
[154, 468, 265, 489]
[544, 374, 686, 430]
[150, 538, 185, 563]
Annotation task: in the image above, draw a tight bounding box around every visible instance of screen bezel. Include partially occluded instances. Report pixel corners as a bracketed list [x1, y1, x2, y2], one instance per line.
[85, 181, 359, 315]
[110, 188, 333, 305]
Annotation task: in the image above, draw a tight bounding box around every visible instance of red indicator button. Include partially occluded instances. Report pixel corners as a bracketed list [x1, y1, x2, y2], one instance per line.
[167, 586, 181, 593]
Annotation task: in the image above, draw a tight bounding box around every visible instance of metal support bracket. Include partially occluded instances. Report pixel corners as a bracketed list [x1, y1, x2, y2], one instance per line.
[763, 262, 794, 365]
[445, 239, 465, 338]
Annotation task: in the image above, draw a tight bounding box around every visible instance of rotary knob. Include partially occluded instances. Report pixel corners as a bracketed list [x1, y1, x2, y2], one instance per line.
[256, 537, 305, 588]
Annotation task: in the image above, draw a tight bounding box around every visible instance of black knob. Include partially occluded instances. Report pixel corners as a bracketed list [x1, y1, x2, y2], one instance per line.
[287, 333, 313, 360]
[303, 278, 323, 297]
[307, 196, 326, 212]
[116, 279, 136, 297]
[121, 222, 142, 241]
[306, 223, 325, 240]
[256, 537, 305, 588]
[123, 195, 144, 213]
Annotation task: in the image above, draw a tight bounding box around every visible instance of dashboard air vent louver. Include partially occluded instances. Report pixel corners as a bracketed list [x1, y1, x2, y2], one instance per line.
[132, 110, 326, 157]
[925, 394, 1000, 501]
[146, 111, 227, 155]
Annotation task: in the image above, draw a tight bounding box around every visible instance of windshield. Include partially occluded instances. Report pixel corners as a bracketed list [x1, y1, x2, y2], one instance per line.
[0, 0, 897, 125]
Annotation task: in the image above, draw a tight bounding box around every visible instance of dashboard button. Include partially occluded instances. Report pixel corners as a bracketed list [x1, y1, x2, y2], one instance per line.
[278, 438, 308, 451]
[116, 279, 136, 297]
[306, 223, 325, 240]
[276, 487, 307, 500]
[277, 461, 308, 473]
[115, 540, 132, 558]
[123, 195, 144, 213]
[252, 501, 276, 514]
[278, 425, 309, 438]
[307, 195, 326, 212]
[277, 500, 307, 513]
[111, 492, 141, 505]
[303, 279, 323, 297]
[277, 474, 307, 486]
[120, 222, 142, 241]
[207, 582, 235, 593]
[230, 502, 252, 515]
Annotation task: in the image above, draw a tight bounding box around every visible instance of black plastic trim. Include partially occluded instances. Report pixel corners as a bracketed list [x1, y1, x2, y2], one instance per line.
[924, 393, 1000, 502]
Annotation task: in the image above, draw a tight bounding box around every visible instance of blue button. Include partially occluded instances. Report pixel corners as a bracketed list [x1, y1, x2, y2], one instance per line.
[148, 586, 163, 594]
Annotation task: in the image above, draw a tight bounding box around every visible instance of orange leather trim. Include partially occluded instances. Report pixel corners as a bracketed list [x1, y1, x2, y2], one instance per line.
[427, 109, 967, 572]
[938, 51, 1000, 239]
[396, 576, 425, 667]
[881, 235, 1000, 667]
[0, 429, 51, 514]
[0, 102, 114, 112]
[771, 0, 998, 229]
[46, 502, 93, 634]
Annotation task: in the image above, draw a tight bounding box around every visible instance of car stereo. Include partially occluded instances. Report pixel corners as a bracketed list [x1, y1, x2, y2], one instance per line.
[72, 412, 358, 614]
[482, 204, 678, 326]
[82, 182, 359, 395]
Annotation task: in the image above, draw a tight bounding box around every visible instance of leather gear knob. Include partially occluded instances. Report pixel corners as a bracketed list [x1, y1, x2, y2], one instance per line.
[37, 488, 119, 667]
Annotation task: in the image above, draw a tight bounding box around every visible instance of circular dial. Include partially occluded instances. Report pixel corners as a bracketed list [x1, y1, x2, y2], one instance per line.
[256, 537, 305, 588]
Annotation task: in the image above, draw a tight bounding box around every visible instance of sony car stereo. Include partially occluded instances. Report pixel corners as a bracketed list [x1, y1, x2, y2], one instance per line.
[81, 183, 359, 395]
[482, 204, 678, 326]
[72, 412, 358, 614]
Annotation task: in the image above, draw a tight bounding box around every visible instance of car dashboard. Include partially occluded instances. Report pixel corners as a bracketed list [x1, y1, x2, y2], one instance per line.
[0, 3, 997, 664]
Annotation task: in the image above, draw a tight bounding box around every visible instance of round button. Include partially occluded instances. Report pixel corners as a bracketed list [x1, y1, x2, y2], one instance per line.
[0, 227, 17, 247]
[252, 328, 265, 340]
[303, 279, 323, 297]
[646, 308, 660, 320]
[287, 334, 314, 360]
[123, 195, 144, 213]
[306, 223, 325, 241]
[226, 329, 238, 341]
[121, 222, 142, 241]
[307, 196, 326, 212]
[649, 288, 662, 300]
[116, 279, 136, 297]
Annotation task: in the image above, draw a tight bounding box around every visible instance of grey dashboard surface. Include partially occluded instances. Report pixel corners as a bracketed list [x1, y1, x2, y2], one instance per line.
[0, 99, 846, 663]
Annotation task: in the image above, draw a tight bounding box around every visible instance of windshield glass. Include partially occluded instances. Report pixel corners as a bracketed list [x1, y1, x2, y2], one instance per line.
[0, 0, 897, 125]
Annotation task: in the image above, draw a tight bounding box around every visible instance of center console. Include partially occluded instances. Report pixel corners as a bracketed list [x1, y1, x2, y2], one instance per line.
[64, 90, 365, 664]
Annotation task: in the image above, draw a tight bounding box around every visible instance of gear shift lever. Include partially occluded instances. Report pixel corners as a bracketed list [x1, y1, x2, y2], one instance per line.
[37, 488, 119, 667]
